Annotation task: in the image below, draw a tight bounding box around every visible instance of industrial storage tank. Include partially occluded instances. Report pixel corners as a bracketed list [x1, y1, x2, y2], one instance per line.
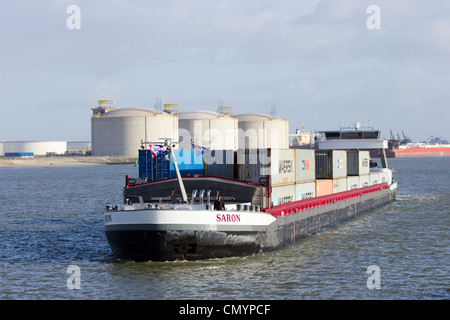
[178, 110, 238, 150]
[91, 107, 178, 158]
[233, 113, 289, 149]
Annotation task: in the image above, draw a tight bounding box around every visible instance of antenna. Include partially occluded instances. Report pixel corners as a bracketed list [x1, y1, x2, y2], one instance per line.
[269, 105, 277, 117]
[153, 97, 162, 113]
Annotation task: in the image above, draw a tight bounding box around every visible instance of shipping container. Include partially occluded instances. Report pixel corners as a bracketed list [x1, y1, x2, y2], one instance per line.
[347, 176, 360, 190]
[369, 168, 392, 185]
[237, 148, 267, 184]
[238, 148, 296, 186]
[170, 149, 204, 176]
[4, 152, 34, 158]
[271, 184, 296, 206]
[204, 149, 236, 178]
[359, 175, 370, 188]
[295, 149, 316, 183]
[382, 168, 392, 184]
[139, 149, 204, 181]
[315, 150, 347, 179]
[378, 169, 390, 184]
[138, 150, 170, 181]
[369, 172, 380, 185]
[347, 150, 370, 176]
[315, 179, 333, 197]
[359, 151, 370, 176]
[295, 182, 316, 201]
[333, 177, 347, 193]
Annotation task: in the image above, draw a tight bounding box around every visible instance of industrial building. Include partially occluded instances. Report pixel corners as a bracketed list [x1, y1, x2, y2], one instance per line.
[67, 141, 91, 155]
[0, 141, 67, 157]
[0, 141, 92, 157]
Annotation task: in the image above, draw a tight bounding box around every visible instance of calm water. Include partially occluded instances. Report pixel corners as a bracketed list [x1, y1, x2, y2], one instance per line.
[0, 158, 448, 300]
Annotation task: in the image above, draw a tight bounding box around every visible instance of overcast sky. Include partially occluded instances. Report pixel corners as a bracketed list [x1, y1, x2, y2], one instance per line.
[1, 0, 449, 142]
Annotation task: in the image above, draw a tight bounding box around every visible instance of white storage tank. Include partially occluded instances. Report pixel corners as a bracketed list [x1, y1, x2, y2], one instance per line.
[234, 113, 289, 149]
[178, 110, 238, 150]
[91, 107, 178, 157]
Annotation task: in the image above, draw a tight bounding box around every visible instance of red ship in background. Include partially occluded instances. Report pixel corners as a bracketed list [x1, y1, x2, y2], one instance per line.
[384, 131, 450, 158]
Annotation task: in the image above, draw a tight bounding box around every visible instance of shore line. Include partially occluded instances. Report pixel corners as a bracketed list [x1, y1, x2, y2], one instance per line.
[0, 156, 138, 168]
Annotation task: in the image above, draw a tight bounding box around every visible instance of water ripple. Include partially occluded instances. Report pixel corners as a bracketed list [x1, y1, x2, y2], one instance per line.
[0, 159, 449, 299]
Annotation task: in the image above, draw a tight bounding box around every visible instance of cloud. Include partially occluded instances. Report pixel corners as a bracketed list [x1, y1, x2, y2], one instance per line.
[0, 0, 449, 141]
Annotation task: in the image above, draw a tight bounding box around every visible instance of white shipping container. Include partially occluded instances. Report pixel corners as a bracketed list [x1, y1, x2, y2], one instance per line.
[379, 171, 386, 183]
[370, 172, 380, 185]
[347, 176, 360, 190]
[369, 168, 392, 185]
[271, 184, 296, 206]
[358, 151, 370, 176]
[238, 148, 296, 186]
[271, 149, 296, 185]
[360, 175, 370, 188]
[378, 170, 388, 184]
[295, 149, 315, 183]
[332, 150, 347, 179]
[333, 177, 347, 193]
[295, 182, 316, 201]
[383, 168, 392, 185]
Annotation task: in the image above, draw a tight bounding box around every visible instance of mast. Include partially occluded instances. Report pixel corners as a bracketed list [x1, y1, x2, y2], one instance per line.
[165, 140, 188, 203]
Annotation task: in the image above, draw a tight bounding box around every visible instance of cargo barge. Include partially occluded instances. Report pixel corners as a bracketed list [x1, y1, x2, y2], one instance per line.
[104, 127, 398, 262]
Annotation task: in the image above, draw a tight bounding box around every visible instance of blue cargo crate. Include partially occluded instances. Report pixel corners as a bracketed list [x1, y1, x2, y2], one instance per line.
[138, 150, 170, 181]
[170, 149, 204, 176]
[138, 149, 204, 181]
[5, 152, 34, 157]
